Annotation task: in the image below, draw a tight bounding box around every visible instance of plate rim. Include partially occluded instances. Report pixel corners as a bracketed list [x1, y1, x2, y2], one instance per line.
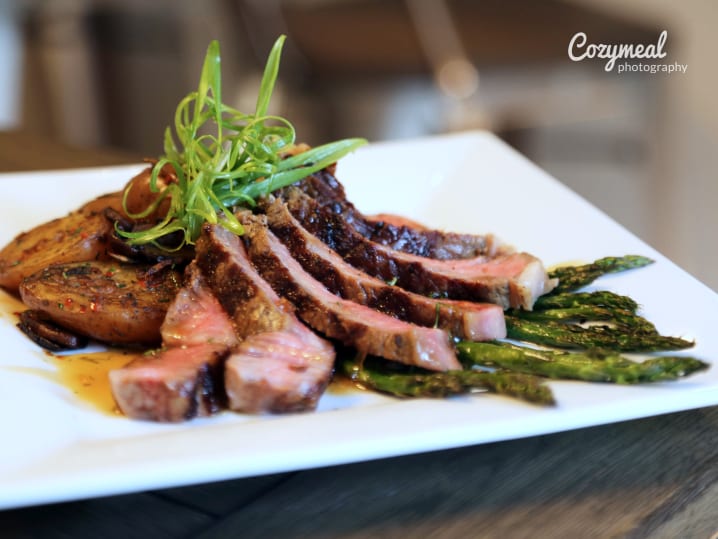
[0, 130, 716, 510]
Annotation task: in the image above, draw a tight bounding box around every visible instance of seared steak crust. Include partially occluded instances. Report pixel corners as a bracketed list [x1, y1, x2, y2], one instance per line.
[110, 263, 235, 421]
[195, 224, 336, 413]
[283, 189, 554, 310]
[293, 170, 500, 259]
[264, 198, 506, 341]
[240, 214, 461, 372]
[194, 223, 297, 337]
[112, 229, 336, 419]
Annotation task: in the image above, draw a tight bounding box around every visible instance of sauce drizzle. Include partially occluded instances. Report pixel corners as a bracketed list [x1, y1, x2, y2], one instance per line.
[46, 350, 136, 415]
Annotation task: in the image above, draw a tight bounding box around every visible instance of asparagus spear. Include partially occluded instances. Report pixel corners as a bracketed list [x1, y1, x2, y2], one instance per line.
[549, 255, 654, 294]
[517, 257, 692, 351]
[457, 341, 709, 384]
[511, 306, 658, 334]
[505, 316, 693, 352]
[533, 291, 639, 313]
[339, 356, 555, 406]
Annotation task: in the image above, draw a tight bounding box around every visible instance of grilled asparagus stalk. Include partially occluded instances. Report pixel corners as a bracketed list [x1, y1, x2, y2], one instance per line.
[340, 356, 555, 405]
[338, 254, 705, 406]
[548, 255, 654, 294]
[512, 305, 657, 334]
[510, 258, 692, 351]
[505, 316, 693, 352]
[533, 290, 639, 312]
[457, 341, 708, 384]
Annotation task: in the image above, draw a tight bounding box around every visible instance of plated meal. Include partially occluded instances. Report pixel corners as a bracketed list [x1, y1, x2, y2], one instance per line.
[0, 36, 708, 425]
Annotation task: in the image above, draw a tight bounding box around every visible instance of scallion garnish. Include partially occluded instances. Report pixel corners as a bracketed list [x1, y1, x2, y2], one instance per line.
[120, 35, 366, 248]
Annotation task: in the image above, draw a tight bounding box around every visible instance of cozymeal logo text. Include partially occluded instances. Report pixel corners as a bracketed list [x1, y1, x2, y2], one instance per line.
[568, 30, 687, 74]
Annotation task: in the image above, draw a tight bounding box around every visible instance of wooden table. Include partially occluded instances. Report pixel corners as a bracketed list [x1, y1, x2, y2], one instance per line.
[1, 131, 717, 539]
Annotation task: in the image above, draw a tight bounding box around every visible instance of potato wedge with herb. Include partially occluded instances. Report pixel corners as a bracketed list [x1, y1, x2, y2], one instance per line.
[19, 261, 181, 346]
[121, 166, 174, 224]
[0, 207, 113, 292]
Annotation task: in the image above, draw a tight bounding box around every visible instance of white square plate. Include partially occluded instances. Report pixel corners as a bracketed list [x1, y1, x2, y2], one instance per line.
[1, 131, 716, 510]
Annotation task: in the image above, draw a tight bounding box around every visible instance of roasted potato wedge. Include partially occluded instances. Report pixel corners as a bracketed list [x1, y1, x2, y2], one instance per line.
[0, 207, 114, 292]
[19, 261, 181, 346]
[122, 166, 174, 223]
[78, 191, 126, 216]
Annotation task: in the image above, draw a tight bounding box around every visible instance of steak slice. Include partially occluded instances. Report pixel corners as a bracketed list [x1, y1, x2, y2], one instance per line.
[109, 343, 229, 422]
[226, 330, 335, 414]
[240, 214, 461, 372]
[195, 224, 336, 413]
[264, 197, 506, 341]
[283, 189, 555, 310]
[195, 223, 298, 337]
[160, 263, 239, 349]
[293, 170, 503, 259]
[110, 263, 234, 421]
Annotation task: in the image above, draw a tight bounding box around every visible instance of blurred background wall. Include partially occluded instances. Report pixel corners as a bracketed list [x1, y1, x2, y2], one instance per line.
[2, 0, 717, 291]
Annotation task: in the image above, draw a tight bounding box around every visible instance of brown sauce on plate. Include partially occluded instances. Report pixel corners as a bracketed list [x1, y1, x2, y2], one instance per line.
[4, 290, 361, 415]
[326, 374, 362, 395]
[2, 291, 136, 415]
[0, 290, 25, 322]
[45, 350, 135, 415]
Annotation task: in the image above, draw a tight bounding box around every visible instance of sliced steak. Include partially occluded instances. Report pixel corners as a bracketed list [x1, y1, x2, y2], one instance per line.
[226, 330, 336, 414]
[195, 223, 298, 337]
[283, 189, 555, 310]
[160, 263, 239, 349]
[264, 197, 506, 341]
[195, 224, 336, 413]
[294, 170, 503, 259]
[109, 343, 229, 422]
[240, 214, 461, 372]
[110, 263, 235, 421]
